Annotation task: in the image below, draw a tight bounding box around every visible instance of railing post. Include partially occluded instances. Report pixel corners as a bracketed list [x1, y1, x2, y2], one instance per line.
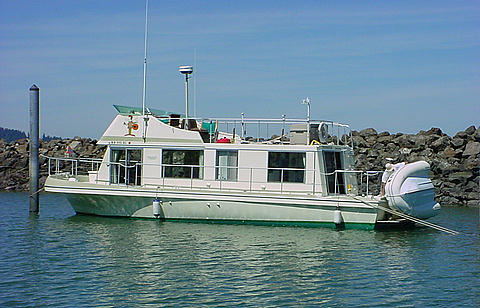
[162, 163, 165, 188]
[367, 171, 370, 196]
[280, 169, 284, 193]
[312, 155, 316, 195]
[360, 172, 363, 194]
[257, 120, 260, 142]
[337, 126, 340, 145]
[241, 113, 245, 139]
[219, 167, 223, 190]
[135, 164, 138, 186]
[334, 171, 338, 195]
[190, 166, 193, 189]
[48, 157, 51, 175]
[96, 166, 99, 183]
[209, 120, 213, 143]
[249, 168, 252, 192]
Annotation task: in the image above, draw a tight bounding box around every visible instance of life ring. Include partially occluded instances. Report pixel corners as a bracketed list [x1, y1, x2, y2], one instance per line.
[310, 140, 320, 145]
[132, 123, 139, 130]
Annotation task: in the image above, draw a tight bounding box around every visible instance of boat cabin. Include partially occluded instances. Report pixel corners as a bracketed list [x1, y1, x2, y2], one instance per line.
[77, 105, 359, 197]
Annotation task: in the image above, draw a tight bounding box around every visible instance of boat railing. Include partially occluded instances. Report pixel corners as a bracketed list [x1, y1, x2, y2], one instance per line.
[158, 115, 353, 147]
[45, 155, 383, 196]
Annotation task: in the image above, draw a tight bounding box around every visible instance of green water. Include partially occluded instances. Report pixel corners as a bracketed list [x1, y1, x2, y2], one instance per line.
[0, 192, 478, 307]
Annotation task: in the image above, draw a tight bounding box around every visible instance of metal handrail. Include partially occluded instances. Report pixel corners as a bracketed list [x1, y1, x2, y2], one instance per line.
[169, 116, 354, 147]
[45, 155, 382, 196]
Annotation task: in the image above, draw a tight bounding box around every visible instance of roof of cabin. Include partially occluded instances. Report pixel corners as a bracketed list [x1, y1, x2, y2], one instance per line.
[113, 104, 184, 118]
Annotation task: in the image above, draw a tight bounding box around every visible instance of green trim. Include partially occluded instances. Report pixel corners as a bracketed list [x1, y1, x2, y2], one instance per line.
[113, 104, 184, 117]
[76, 213, 375, 230]
[160, 218, 375, 230]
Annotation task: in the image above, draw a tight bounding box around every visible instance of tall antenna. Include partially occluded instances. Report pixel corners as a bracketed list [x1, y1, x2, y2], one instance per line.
[141, 0, 149, 117]
[141, 0, 149, 142]
[193, 48, 197, 118]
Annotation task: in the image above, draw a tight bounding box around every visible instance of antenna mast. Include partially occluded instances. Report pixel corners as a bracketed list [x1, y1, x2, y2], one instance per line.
[141, 0, 149, 142]
[142, 0, 149, 117]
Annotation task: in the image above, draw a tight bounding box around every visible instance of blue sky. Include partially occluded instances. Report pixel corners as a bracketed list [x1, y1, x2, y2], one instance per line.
[1, 0, 478, 138]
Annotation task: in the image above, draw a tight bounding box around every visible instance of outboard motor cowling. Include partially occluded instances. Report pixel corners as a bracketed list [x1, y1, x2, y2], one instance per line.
[385, 161, 440, 219]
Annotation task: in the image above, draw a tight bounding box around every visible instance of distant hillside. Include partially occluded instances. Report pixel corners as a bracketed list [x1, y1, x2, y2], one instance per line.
[0, 127, 63, 143]
[0, 127, 26, 143]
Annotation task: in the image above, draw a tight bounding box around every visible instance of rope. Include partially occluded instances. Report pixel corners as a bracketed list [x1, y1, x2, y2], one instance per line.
[350, 195, 459, 235]
[29, 187, 44, 197]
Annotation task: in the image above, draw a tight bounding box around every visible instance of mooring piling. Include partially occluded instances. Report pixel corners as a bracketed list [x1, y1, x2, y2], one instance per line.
[29, 84, 40, 214]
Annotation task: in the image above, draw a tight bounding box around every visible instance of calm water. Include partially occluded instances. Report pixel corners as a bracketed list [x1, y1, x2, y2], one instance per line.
[0, 192, 478, 307]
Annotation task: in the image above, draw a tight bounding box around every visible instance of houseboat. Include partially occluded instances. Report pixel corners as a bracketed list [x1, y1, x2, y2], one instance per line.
[44, 104, 440, 230]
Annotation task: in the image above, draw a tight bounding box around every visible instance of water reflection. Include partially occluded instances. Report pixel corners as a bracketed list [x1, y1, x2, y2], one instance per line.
[0, 193, 478, 307]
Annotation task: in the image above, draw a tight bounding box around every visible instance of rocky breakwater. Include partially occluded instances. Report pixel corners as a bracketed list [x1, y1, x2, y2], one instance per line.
[352, 126, 479, 207]
[0, 137, 105, 191]
[0, 126, 478, 207]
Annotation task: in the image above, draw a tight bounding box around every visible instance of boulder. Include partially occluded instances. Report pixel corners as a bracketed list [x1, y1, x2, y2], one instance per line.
[353, 135, 367, 148]
[359, 128, 377, 137]
[464, 181, 478, 192]
[451, 137, 465, 148]
[449, 171, 473, 184]
[467, 200, 479, 207]
[414, 134, 437, 147]
[69, 140, 82, 150]
[394, 134, 415, 147]
[461, 155, 479, 170]
[454, 131, 468, 139]
[465, 125, 476, 135]
[376, 135, 391, 144]
[463, 142, 480, 157]
[430, 136, 451, 151]
[443, 147, 457, 158]
[420, 127, 443, 136]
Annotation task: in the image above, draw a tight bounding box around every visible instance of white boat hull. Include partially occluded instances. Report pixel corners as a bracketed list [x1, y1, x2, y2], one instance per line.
[46, 176, 379, 230]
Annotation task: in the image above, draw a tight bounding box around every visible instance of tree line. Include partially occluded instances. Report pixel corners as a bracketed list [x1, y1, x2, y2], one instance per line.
[0, 127, 62, 143]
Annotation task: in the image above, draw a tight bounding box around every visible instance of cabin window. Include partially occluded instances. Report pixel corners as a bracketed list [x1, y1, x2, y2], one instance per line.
[323, 151, 345, 194]
[268, 152, 305, 183]
[216, 150, 238, 181]
[110, 148, 142, 185]
[162, 150, 204, 179]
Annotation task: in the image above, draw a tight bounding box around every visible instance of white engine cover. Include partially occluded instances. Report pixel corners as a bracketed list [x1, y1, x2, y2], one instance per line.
[385, 161, 441, 219]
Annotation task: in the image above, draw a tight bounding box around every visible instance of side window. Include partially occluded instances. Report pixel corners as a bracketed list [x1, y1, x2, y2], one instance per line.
[216, 150, 238, 181]
[162, 150, 204, 179]
[268, 152, 305, 183]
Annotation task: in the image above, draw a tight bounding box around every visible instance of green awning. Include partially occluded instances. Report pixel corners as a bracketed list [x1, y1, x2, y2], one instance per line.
[113, 104, 184, 117]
